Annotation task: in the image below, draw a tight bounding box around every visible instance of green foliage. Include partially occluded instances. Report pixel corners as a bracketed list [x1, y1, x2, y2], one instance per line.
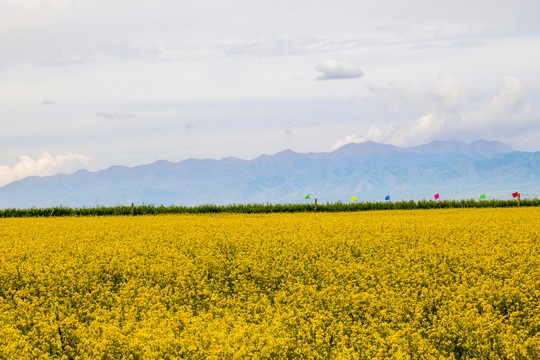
[0, 198, 539, 217]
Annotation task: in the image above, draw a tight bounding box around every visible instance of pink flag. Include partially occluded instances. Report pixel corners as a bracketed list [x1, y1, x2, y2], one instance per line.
[434, 193, 440, 200]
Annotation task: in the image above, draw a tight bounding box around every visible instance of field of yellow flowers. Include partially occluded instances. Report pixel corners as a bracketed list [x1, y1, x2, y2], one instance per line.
[1, 208, 539, 359]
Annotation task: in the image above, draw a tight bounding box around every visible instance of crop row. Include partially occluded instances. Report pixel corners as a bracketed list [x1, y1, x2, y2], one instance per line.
[0, 198, 538, 217]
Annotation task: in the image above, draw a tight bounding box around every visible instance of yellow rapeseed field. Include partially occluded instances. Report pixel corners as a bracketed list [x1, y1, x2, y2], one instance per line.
[1, 208, 539, 359]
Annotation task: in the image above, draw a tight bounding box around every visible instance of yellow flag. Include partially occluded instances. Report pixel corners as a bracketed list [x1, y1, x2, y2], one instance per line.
[351, 195, 357, 201]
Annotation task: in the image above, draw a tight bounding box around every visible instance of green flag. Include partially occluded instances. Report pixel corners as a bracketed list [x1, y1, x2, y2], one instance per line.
[480, 194, 486, 199]
[305, 194, 310, 199]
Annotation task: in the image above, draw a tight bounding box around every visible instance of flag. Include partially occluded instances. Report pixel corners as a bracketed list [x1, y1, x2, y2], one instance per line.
[512, 192, 519, 198]
[434, 193, 440, 200]
[351, 195, 357, 202]
[480, 194, 486, 199]
[385, 195, 390, 201]
[305, 194, 310, 199]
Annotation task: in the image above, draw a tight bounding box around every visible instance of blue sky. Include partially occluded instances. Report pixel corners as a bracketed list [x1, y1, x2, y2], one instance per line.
[1, 0, 539, 186]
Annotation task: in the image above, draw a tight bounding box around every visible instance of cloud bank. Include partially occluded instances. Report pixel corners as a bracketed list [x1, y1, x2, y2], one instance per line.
[315, 60, 363, 81]
[0, 152, 91, 187]
[333, 75, 538, 149]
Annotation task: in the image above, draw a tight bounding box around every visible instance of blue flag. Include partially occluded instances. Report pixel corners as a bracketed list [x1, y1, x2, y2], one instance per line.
[385, 195, 390, 201]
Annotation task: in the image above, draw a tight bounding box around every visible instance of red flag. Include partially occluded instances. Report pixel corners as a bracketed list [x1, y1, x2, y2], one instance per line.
[512, 192, 519, 198]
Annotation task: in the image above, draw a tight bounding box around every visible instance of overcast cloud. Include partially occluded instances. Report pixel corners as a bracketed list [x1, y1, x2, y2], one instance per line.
[1, 0, 540, 184]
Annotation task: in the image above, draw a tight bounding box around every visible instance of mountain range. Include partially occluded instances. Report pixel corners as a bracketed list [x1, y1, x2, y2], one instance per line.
[0, 139, 539, 209]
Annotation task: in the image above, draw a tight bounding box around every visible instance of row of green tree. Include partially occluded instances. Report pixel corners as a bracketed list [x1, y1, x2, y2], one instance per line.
[0, 198, 538, 217]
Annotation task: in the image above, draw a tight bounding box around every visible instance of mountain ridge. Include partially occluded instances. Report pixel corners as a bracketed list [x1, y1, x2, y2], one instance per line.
[1, 139, 538, 209]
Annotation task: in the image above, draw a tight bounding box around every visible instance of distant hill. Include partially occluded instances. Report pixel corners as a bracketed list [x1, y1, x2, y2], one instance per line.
[0, 140, 538, 208]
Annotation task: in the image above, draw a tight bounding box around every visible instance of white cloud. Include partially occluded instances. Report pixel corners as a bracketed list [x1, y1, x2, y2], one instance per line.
[332, 114, 440, 149]
[96, 112, 137, 121]
[366, 81, 425, 111]
[0, 152, 91, 187]
[405, 113, 443, 144]
[370, 75, 529, 125]
[367, 75, 466, 113]
[362, 75, 536, 147]
[410, 113, 435, 134]
[331, 133, 362, 150]
[475, 76, 527, 123]
[428, 75, 465, 111]
[315, 60, 363, 81]
[331, 125, 397, 149]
